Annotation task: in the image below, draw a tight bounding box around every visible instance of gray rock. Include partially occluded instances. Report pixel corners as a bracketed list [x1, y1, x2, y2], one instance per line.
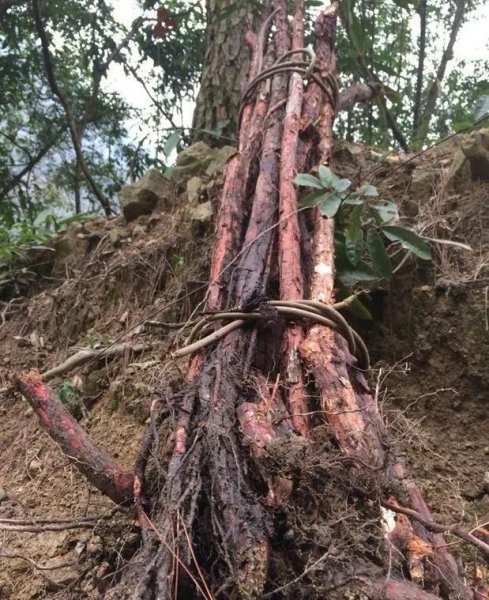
[119, 169, 172, 221]
[206, 145, 236, 176]
[172, 142, 215, 183]
[459, 128, 489, 180]
[187, 176, 204, 203]
[190, 201, 213, 223]
[172, 142, 236, 184]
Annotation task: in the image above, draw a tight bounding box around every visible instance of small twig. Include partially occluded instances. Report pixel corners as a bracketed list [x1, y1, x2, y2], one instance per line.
[41, 342, 153, 381]
[0, 547, 78, 571]
[145, 320, 196, 329]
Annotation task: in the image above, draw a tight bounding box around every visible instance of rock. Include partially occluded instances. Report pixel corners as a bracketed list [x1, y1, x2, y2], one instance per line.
[0, 487, 7, 502]
[459, 128, 489, 180]
[205, 145, 236, 176]
[108, 227, 130, 246]
[190, 201, 213, 223]
[53, 222, 90, 268]
[190, 201, 213, 236]
[118, 169, 173, 221]
[446, 148, 471, 189]
[410, 167, 434, 199]
[187, 176, 204, 203]
[172, 142, 236, 183]
[28, 459, 42, 475]
[172, 142, 215, 183]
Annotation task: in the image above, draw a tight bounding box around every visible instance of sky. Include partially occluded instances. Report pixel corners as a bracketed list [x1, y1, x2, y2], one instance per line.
[104, 1, 489, 143]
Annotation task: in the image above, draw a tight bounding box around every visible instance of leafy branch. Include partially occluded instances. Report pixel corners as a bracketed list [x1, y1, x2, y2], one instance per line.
[295, 166, 431, 286]
[32, 0, 112, 215]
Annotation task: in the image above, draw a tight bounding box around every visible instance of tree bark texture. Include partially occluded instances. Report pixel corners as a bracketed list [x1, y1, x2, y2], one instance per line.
[192, 0, 257, 144]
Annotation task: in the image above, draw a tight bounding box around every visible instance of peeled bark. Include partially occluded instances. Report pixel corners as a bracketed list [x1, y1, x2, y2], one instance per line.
[13, 371, 134, 505]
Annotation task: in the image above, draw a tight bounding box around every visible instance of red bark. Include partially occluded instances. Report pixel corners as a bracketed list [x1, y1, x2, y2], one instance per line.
[277, 0, 310, 438]
[13, 371, 134, 505]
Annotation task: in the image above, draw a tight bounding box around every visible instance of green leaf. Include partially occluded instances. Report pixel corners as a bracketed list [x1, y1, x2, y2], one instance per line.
[332, 178, 351, 193]
[345, 204, 363, 266]
[319, 193, 342, 218]
[338, 262, 378, 282]
[300, 190, 327, 208]
[294, 173, 324, 189]
[382, 225, 431, 260]
[335, 284, 372, 320]
[367, 229, 392, 279]
[318, 165, 335, 187]
[346, 296, 373, 320]
[343, 194, 364, 206]
[58, 380, 77, 404]
[357, 183, 378, 197]
[369, 201, 399, 223]
[163, 130, 182, 158]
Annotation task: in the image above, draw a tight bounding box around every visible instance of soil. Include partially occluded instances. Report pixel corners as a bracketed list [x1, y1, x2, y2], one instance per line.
[0, 134, 488, 599]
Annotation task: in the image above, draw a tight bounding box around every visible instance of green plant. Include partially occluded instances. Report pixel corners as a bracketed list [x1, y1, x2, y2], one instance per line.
[295, 166, 431, 286]
[87, 333, 112, 349]
[58, 379, 82, 419]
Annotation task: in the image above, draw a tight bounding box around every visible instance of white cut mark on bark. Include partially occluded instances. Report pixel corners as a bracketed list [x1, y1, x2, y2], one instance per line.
[381, 506, 396, 535]
[314, 263, 332, 276]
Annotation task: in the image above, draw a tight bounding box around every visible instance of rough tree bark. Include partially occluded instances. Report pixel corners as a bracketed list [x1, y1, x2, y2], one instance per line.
[192, 0, 257, 144]
[11, 2, 487, 599]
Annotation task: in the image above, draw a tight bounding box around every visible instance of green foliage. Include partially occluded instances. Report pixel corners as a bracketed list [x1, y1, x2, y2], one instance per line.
[58, 380, 82, 419]
[0, 207, 93, 288]
[295, 167, 431, 286]
[335, 0, 489, 148]
[87, 333, 112, 349]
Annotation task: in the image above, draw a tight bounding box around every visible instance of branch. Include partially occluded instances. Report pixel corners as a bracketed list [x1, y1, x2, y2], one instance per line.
[41, 342, 153, 381]
[0, 127, 65, 203]
[337, 4, 410, 152]
[0, 547, 78, 570]
[414, 0, 466, 142]
[12, 371, 134, 505]
[83, 15, 144, 126]
[0, 0, 25, 20]
[32, 0, 112, 216]
[0, 509, 119, 532]
[381, 499, 489, 560]
[337, 82, 383, 112]
[413, 0, 427, 134]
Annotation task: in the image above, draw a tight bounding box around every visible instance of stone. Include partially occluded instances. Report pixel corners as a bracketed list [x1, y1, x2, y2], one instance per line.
[410, 167, 434, 199]
[447, 148, 471, 188]
[0, 487, 7, 502]
[108, 227, 129, 246]
[172, 142, 215, 183]
[28, 459, 42, 474]
[186, 176, 204, 203]
[205, 145, 236, 176]
[459, 128, 489, 180]
[118, 169, 173, 221]
[190, 201, 213, 236]
[190, 201, 213, 223]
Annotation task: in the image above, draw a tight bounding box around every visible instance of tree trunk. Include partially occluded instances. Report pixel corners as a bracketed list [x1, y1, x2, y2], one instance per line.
[192, 0, 256, 144]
